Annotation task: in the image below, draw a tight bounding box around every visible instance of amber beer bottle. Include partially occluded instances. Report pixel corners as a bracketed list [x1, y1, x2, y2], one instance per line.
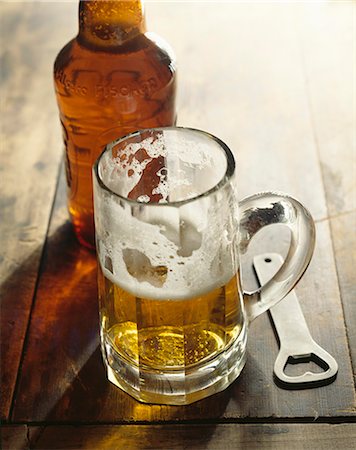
[54, 0, 177, 248]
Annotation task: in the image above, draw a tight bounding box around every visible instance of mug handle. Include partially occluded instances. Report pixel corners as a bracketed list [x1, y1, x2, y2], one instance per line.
[238, 192, 316, 322]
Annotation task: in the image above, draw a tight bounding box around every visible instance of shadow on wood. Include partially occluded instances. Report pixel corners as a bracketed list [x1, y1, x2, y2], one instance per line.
[8, 193, 233, 423]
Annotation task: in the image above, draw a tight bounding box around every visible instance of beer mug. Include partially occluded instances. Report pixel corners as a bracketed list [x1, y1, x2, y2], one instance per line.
[93, 127, 315, 405]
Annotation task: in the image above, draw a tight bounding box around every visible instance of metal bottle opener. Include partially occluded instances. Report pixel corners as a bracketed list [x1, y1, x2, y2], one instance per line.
[253, 253, 338, 388]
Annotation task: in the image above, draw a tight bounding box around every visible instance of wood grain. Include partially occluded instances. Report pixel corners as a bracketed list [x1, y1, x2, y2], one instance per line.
[11, 171, 102, 423]
[14, 424, 356, 450]
[295, 1, 356, 217]
[330, 211, 356, 380]
[293, 1, 356, 382]
[10, 2, 356, 424]
[0, 2, 70, 420]
[2, 5, 355, 450]
[149, 2, 328, 220]
[11, 180, 355, 423]
[0, 425, 29, 450]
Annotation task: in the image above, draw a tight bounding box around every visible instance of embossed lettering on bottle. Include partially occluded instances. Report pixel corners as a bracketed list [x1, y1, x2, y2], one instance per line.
[54, 0, 177, 248]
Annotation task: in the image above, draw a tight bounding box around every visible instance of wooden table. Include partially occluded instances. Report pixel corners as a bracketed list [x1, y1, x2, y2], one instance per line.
[1, 1, 355, 448]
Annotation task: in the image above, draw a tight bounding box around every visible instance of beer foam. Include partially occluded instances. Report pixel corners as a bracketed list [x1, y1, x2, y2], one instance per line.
[100, 129, 227, 203]
[103, 133, 168, 200]
[96, 191, 238, 301]
[95, 129, 237, 301]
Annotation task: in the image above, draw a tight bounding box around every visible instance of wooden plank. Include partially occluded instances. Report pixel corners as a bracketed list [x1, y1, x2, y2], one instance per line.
[233, 220, 355, 420]
[295, 1, 356, 217]
[0, 2, 75, 420]
[294, 2, 356, 380]
[27, 424, 356, 450]
[330, 211, 356, 379]
[12, 2, 355, 423]
[11, 171, 102, 423]
[12, 181, 355, 423]
[0, 425, 29, 450]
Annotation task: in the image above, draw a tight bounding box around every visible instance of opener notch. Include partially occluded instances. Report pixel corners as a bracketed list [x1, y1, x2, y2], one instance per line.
[253, 253, 338, 389]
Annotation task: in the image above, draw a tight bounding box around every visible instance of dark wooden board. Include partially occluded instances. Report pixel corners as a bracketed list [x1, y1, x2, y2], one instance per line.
[10, 172, 101, 423]
[10, 1, 356, 423]
[2, 424, 356, 450]
[330, 212, 356, 380]
[0, 2, 68, 420]
[295, 3, 356, 381]
[2, 3, 355, 446]
[0, 425, 29, 450]
[11, 174, 355, 423]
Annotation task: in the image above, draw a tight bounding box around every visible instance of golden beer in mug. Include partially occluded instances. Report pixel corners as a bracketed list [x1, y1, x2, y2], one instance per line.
[93, 128, 315, 405]
[98, 267, 243, 370]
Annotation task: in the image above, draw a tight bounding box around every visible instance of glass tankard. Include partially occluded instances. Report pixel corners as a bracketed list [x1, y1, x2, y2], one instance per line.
[93, 127, 315, 405]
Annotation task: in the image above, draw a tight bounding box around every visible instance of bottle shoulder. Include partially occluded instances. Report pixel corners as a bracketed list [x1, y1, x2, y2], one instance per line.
[144, 32, 177, 74]
[144, 32, 176, 61]
[54, 38, 76, 73]
[54, 33, 176, 78]
[55, 33, 175, 63]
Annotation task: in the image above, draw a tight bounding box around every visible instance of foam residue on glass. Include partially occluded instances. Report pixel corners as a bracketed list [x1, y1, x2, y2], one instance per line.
[95, 129, 237, 301]
[100, 129, 227, 203]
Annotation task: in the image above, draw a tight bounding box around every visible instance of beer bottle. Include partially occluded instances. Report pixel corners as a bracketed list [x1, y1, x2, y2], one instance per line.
[54, 0, 177, 248]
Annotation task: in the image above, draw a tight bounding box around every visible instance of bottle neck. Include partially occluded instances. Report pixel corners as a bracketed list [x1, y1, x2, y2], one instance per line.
[78, 0, 146, 49]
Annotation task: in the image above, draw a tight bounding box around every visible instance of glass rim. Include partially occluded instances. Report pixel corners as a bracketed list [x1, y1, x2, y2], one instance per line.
[93, 126, 236, 207]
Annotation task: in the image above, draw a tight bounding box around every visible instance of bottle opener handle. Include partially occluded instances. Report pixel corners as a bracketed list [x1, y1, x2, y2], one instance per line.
[253, 253, 338, 388]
